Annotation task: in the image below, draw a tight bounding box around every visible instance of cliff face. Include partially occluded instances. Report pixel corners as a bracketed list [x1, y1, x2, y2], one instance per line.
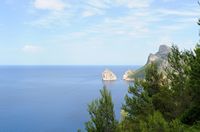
[126, 45, 171, 80]
[102, 69, 117, 81]
[146, 45, 171, 70]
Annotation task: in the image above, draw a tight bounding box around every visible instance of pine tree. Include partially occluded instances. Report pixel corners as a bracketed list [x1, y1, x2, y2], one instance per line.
[121, 62, 177, 131]
[181, 45, 200, 125]
[121, 63, 164, 131]
[85, 87, 118, 132]
[122, 81, 154, 131]
[165, 45, 193, 118]
[143, 63, 166, 97]
[139, 111, 170, 132]
[190, 44, 200, 104]
[144, 63, 176, 121]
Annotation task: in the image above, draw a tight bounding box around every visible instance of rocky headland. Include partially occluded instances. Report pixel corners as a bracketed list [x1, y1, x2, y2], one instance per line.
[123, 70, 135, 81]
[123, 45, 171, 80]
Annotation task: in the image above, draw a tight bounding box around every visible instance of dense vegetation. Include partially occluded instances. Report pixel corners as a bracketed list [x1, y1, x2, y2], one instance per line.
[82, 13, 200, 132]
[85, 87, 118, 132]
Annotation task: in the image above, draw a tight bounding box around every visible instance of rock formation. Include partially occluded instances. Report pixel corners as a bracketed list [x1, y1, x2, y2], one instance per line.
[124, 45, 171, 80]
[123, 70, 135, 81]
[102, 69, 117, 81]
[146, 44, 171, 70]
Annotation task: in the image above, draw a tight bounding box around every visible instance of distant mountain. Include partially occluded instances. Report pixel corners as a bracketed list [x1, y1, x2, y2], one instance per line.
[127, 45, 171, 79]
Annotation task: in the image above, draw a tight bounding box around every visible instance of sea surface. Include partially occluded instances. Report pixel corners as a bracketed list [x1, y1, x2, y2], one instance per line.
[0, 65, 140, 132]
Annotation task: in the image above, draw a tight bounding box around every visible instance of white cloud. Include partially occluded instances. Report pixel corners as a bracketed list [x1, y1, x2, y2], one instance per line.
[157, 8, 200, 17]
[161, 0, 176, 2]
[102, 15, 150, 36]
[86, 0, 109, 9]
[85, 0, 152, 9]
[81, 0, 152, 17]
[82, 10, 96, 17]
[158, 36, 173, 44]
[76, 3, 199, 40]
[81, 0, 108, 17]
[22, 45, 42, 54]
[34, 0, 67, 11]
[29, 0, 73, 28]
[79, 9, 156, 38]
[29, 0, 198, 34]
[81, 6, 105, 17]
[115, 0, 152, 8]
[29, 11, 72, 28]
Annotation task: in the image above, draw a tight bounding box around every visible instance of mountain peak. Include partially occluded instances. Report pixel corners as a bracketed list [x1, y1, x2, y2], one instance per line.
[147, 44, 171, 65]
[124, 44, 171, 80]
[157, 45, 171, 55]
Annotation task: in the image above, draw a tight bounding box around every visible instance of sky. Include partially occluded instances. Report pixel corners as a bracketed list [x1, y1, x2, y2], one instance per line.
[0, 0, 199, 65]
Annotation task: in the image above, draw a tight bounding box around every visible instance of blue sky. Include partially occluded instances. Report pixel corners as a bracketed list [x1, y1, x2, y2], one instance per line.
[0, 0, 199, 65]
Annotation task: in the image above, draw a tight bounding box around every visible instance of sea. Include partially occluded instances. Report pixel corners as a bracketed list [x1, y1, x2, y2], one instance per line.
[0, 65, 140, 132]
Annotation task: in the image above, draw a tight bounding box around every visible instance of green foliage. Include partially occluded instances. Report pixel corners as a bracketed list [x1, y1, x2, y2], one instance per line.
[152, 87, 176, 121]
[128, 65, 146, 79]
[143, 63, 177, 121]
[121, 63, 166, 131]
[165, 45, 193, 118]
[184, 122, 200, 132]
[181, 13, 200, 126]
[85, 87, 118, 132]
[121, 80, 154, 131]
[166, 45, 192, 94]
[169, 119, 184, 132]
[181, 105, 200, 125]
[143, 63, 166, 97]
[139, 112, 184, 132]
[120, 50, 197, 131]
[124, 82, 154, 119]
[181, 45, 200, 125]
[139, 111, 170, 132]
[77, 129, 81, 132]
[117, 119, 133, 132]
[189, 44, 200, 103]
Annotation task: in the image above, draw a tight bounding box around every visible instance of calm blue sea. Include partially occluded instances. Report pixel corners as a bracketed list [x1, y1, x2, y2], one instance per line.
[0, 66, 140, 132]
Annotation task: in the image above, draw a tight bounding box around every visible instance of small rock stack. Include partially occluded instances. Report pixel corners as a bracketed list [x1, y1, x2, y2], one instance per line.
[102, 69, 117, 81]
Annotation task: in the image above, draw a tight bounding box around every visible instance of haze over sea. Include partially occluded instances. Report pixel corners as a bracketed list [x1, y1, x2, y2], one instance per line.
[0, 65, 139, 132]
